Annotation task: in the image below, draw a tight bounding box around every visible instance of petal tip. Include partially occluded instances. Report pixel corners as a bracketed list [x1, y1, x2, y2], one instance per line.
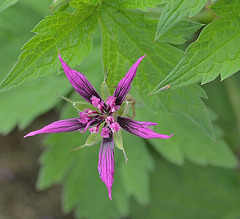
[160, 133, 174, 139]
[164, 133, 174, 139]
[108, 189, 112, 200]
[139, 55, 146, 62]
[24, 132, 34, 138]
[58, 52, 62, 60]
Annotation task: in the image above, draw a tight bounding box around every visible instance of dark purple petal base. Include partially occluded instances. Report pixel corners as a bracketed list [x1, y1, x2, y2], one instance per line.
[117, 116, 173, 139]
[114, 55, 146, 105]
[59, 53, 102, 104]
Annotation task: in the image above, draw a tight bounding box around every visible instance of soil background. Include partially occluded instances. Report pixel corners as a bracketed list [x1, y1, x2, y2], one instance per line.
[0, 111, 73, 219]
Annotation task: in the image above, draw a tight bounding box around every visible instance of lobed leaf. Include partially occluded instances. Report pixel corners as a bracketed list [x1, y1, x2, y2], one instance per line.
[0, 75, 72, 135]
[131, 159, 240, 219]
[136, 105, 238, 168]
[153, 0, 240, 92]
[0, 0, 51, 81]
[0, 3, 98, 90]
[37, 38, 103, 187]
[0, 0, 72, 135]
[157, 20, 203, 45]
[70, 0, 99, 7]
[157, 84, 214, 140]
[154, 0, 209, 40]
[211, 0, 240, 17]
[204, 75, 240, 149]
[100, 2, 214, 138]
[50, 0, 70, 11]
[38, 97, 154, 219]
[116, 0, 168, 11]
[36, 42, 154, 217]
[120, 132, 154, 205]
[0, 31, 102, 135]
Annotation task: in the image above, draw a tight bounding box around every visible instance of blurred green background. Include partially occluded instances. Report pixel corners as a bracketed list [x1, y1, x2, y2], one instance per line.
[1, 0, 240, 219]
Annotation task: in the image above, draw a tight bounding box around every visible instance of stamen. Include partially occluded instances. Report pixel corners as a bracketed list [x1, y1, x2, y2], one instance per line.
[105, 116, 115, 125]
[79, 112, 91, 124]
[91, 96, 105, 113]
[110, 105, 121, 113]
[106, 96, 116, 108]
[91, 96, 101, 108]
[89, 123, 100, 133]
[109, 122, 121, 133]
[97, 101, 105, 114]
[101, 127, 111, 138]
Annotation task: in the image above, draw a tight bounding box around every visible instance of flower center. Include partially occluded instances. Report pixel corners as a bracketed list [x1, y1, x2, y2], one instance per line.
[80, 95, 122, 137]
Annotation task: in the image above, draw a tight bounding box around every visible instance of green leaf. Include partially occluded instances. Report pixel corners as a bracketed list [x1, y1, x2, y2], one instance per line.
[70, 0, 99, 7]
[0, 0, 18, 12]
[120, 132, 154, 205]
[116, 0, 167, 10]
[34, 40, 154, 217]
[157, 84, 214, 140]
[37, 37, 103, 187]
[0, 3, 98, 91]
[37, 98, 154, 219]
[19, 0, 52, 14]
[100, 2, 214, 138]
[36, 42, 154, 217]
[211, 0, 240, 16]
[0, 75, 71, 135]
[50, 0, 70, 11]
[158, 20, 203, 45]
[0, 0, 51, 81]
[0, 31, 102, 135]
[153, 0, 240, 92]
[204, 75, 240, 150]
[0, 0, 76, 135]
[136, 105, 238, 168]
[131, 159, 240, 219]
[154, 0, 209, 40]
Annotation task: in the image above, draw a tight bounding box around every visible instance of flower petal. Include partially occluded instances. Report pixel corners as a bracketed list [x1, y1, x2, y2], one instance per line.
[117, 117, 173, 139]
[59, 53, 102, 103]
[98, 134, 115, 200]
[113, 55, 146, 105]
[24, 118, 86, 137]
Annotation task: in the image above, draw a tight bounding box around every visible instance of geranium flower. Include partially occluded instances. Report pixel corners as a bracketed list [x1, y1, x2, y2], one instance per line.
[24, 53, 173, 200]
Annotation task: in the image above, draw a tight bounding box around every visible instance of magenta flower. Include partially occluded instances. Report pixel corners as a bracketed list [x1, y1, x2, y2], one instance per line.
[24, 53, 173, 200]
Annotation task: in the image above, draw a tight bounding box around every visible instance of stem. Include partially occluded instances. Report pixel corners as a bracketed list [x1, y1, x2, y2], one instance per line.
[224, 77, 240, 137]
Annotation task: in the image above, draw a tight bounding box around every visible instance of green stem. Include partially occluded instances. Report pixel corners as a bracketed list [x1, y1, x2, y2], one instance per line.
[224, 77, 240, 137]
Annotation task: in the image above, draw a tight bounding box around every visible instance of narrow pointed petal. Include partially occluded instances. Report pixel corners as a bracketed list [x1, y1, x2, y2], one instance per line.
[24, 118, 86, 137]
[117, 117, 173, 139]
[113, 55, 146, 105]
[59, 53, 102, 103]
[98, 134, 115, 200]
